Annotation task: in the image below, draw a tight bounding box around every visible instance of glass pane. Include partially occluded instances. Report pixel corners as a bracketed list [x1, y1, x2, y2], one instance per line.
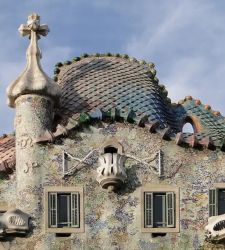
[153, 194, 165, 227]
[218, 189, 225, 215]
[58, 193, 71, 227]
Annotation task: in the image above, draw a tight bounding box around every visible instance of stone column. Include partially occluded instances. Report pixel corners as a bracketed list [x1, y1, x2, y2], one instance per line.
[6, 13, 61, 231]
[15, 95, 53, 220]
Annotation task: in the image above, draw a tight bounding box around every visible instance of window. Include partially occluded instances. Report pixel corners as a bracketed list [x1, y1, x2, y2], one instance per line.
[100, 139, 123, 155]
[142, 185, 179, 233]
[209, 186, 225, 217]
[182, 122, 194, 133]
[45, 187, 84, 233]
[144, 192, 174, 228]
[104, 146, 118, 154]
[181, 116, 198, 133]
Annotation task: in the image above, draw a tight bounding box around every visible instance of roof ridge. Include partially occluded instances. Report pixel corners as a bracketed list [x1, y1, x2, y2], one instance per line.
[53, 53, 156, 82]
[53, 53, 173, 107]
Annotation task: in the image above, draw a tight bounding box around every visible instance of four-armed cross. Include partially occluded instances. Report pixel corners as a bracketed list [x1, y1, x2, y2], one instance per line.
[18, 13, 49, 39]
[7, 13, 61, 108]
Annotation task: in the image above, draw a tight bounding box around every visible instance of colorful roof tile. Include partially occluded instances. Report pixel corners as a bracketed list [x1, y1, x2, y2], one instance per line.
[0, 134, 15, 173]
[55, 54, 179, 132]
[176, 97, 225, 146]
[2, 54, 225, 175]
[53, 54, 225, 148]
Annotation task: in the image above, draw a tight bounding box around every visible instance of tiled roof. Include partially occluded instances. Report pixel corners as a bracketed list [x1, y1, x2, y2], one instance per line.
[52, 54, 225, 148]
[177, 96, 225, 147]
[0, 134, 15, 173]
[2, 54, 225, 175]
[55, 54, 179, 133]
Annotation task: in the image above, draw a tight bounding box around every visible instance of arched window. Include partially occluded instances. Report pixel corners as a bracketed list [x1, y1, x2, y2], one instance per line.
[100, 139, 123, 155]
[181, 116, 200, 133]
[182, 122, 194, 133]
[104, 146, 118, 154]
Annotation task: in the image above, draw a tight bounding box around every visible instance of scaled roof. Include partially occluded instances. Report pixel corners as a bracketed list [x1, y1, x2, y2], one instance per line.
[0, 134, 15, 174]
[1, 53, 225, 174]
[55, 54, 225, 147]
[56, 54, 178, 132]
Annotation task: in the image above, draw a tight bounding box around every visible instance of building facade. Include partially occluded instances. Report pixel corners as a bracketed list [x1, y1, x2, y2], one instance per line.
[0, 13, 225, 249]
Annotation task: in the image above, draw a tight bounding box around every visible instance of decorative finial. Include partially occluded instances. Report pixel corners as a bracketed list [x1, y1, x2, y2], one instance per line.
[7, 13, 60, 108]
[18, 13, 49, 39]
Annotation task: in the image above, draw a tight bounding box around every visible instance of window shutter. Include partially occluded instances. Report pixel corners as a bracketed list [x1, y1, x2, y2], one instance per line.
[49, 193, 57, 227]
[71, 192, 79, 227]
[209, 189, 217, 216]
[144, 192, 153, 227]
[166, 192, 175, 227]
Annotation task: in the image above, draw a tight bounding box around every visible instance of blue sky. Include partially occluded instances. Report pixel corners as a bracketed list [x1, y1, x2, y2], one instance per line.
[1, 0, 225, 134]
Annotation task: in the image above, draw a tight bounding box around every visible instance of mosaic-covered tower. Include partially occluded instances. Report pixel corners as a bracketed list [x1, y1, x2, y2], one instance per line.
[6, 14, 60, 223]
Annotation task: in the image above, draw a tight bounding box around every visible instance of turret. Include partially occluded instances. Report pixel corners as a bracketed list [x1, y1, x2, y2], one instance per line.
[6, 13, 60, 231]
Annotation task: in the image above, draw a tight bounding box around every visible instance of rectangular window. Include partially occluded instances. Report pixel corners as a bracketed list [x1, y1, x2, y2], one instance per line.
[209, 188, 225, 217]
[144, 192, 175, 228]
[45, 187, 84, 233]
[49, 192, 79, 228]
[142, 185, 179, 233]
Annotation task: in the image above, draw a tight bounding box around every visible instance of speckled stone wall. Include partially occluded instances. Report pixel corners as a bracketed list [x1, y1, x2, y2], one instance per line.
[14, 94, 54, 229]
[1, 121, 225, 249]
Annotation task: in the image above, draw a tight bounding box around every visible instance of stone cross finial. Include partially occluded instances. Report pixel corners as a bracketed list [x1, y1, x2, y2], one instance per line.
[6, 13, 61, 108]
[18, 13, 49, 39]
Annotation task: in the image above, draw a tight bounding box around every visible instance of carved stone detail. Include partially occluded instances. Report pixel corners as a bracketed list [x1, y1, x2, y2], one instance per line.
[0, 209, 30, 235]
[97, 153, 127, 191]
[24, 162, 40, 173]
[17, 134, 33, 149]
[205, 214, 225, 241]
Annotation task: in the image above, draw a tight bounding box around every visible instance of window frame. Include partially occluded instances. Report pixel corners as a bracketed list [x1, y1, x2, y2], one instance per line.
[141, 184, 180, 233]
[44, 186, 84, 233]
[209, 183, 225, 217]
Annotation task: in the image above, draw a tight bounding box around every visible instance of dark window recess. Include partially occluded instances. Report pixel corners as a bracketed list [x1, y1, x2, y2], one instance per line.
[58, 194, 71, 227]
[152, 233, 167, 238]
[209, 189, 225, 216]
[104, 146, 118, 154]
[55, 233, 71, 237]
[144, 192, 175, 228]
[153, 193, 166, 228]
[218, 190, 225, 215]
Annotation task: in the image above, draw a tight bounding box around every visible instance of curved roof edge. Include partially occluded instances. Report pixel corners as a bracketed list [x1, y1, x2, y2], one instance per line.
[53, 53, 157, 82]
[176, 96, 225, 145]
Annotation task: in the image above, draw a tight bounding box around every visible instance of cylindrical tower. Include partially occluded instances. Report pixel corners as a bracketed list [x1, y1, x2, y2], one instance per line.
[14, 94, 53, 215]
[6, 13, 60, 230]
